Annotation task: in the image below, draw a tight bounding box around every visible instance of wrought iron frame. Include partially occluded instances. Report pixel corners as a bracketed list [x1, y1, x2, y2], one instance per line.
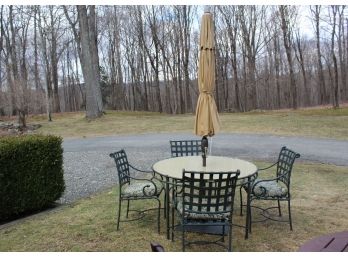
[170, 140, 202, 157]
[109, 149, 163, 233]
[240, 146, 300, 234]
[172, 170, 240, 252]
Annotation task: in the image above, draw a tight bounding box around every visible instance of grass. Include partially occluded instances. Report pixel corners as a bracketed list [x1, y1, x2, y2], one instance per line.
[1, 161, 347, 252]
[26, 106, 348, 139]
[1, 106, 347, 251]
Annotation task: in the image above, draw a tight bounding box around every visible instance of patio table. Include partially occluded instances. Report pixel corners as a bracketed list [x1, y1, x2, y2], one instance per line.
[152, 155, 258, 239]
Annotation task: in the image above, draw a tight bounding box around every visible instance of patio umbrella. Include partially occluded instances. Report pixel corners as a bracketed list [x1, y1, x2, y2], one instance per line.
[194, 9, 220, 163]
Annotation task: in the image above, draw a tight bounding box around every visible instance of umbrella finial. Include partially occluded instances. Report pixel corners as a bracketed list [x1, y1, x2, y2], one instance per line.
[204, 6, 211, 13]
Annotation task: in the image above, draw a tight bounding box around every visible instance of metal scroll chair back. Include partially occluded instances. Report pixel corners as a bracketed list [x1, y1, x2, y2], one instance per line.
[276, 146, 301, 188]
[177, 170, 240, 251]
[170, 140, 202, 157]
[182, 171, 239, 216]
[110, 149, 131, 186]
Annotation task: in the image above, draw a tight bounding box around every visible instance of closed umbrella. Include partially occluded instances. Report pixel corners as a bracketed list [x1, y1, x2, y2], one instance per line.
[194, 9, 220, 165]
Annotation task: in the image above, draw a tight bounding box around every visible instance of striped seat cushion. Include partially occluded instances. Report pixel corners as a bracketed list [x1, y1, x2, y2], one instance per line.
[122, 179, 163, 197]
[252, 179, 288, 197]
[175, 198, 231, 220]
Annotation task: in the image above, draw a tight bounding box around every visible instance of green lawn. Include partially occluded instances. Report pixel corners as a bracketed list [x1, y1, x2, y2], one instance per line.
[1, 162, 347, 252]
[27, 106, 348, 139]
[1, 107, 347, 251]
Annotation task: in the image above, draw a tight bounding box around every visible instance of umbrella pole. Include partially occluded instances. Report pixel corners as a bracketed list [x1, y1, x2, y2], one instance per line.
[201, 136, 208, 167]
[209, 137, 213, 155]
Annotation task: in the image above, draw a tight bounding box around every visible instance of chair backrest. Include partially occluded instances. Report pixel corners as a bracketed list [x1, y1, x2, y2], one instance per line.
[276, 146, 301, 186]
[170, 140, 202, 157]
[150, 242, 165, 252]
[109, 149, 130, 186]
[182, 170, 240, 217]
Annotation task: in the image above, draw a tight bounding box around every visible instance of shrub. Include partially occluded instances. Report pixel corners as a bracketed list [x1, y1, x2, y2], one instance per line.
[0, 135, 65, 221]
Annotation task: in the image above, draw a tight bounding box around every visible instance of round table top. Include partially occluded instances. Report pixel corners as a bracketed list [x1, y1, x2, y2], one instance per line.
[152, 155, 258, 180]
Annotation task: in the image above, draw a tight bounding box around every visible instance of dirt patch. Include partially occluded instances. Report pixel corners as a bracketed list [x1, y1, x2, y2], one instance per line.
[0, 122, 41, 137]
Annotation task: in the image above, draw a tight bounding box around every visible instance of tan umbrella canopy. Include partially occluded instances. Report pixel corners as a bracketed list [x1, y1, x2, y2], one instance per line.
[194, 10, 220, 137]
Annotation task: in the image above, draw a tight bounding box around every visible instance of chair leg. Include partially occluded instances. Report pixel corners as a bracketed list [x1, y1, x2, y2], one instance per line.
[240, 186, 243, 216]
[228, 223, 232, 252]
[245, 191, 252, 239]
[117, 198, 121, 230]
[222, 225, 225, 242]
[171, 204, 175, 241]
[126, 200, 130, 218]
[157, 199, 161, 234]
[182, 224, 185, 252]
[288, 199, 293, 231]
[164, 191, 167, 218]
[277, 199, 282, 217]
[248, 199, 252, 235]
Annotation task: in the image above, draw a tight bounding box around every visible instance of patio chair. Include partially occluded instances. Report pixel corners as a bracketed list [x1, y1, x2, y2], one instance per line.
[109, 149, 163, 233]
[172, 170, 240, 252]
[170, 140, 202, 157]
[240, 146, 300, 233]
[167, 140, 203, 220]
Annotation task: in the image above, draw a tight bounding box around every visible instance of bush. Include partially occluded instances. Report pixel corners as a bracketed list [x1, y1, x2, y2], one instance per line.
[0, 135, 65, 221]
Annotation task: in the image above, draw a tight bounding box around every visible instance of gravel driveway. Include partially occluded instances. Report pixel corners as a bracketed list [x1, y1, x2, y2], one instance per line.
[59, 132, 348, 204]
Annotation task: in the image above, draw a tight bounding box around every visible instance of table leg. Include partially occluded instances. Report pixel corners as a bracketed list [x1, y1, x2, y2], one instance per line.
[165, 176, 170, 240]
[245, 176, 251, 239]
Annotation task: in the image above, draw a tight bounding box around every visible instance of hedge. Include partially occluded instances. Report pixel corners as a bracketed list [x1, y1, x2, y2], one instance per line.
[0, 134, 65, 221]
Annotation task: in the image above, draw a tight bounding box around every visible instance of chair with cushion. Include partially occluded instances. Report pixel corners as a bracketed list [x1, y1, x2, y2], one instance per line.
[170, 140, 202, 157]
[172, 170, 240, 252]
[167, 140, 202, 221]
[240, 146, 300, 233]
[109, 149, 163, 233]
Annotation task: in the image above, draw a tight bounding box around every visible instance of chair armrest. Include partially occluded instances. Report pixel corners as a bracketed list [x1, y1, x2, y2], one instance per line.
[122, 174, 161, 196]
[258, 161, 278, 171]
[129, 163, 153, 174]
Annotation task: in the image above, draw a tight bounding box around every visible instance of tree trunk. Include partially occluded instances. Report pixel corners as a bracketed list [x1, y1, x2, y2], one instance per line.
[330, 6, 339, 108]
[311, 5, 326, 105]
[77, 5, 103, 119]
[279, 5, 297, 109]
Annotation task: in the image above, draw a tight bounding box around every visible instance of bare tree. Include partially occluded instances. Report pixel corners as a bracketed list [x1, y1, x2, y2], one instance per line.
[279, 5, 298, 109]
[1, 6, 32, 127]
[329, 5, 339, 108]
[218, 6, 242, 111]
[310, 5, 327, 105]
[37, 6, 53, 121]
[294, 30, 310, 106]
[64, 5, 103, 119]
[337, 6, 347, 101]
[238, 6, 267, 111]
[142, 6, 163, 113]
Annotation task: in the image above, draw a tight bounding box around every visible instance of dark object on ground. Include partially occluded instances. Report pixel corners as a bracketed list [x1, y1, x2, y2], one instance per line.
[298, 231, 348, 252]
[150, 242, 165, 252]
